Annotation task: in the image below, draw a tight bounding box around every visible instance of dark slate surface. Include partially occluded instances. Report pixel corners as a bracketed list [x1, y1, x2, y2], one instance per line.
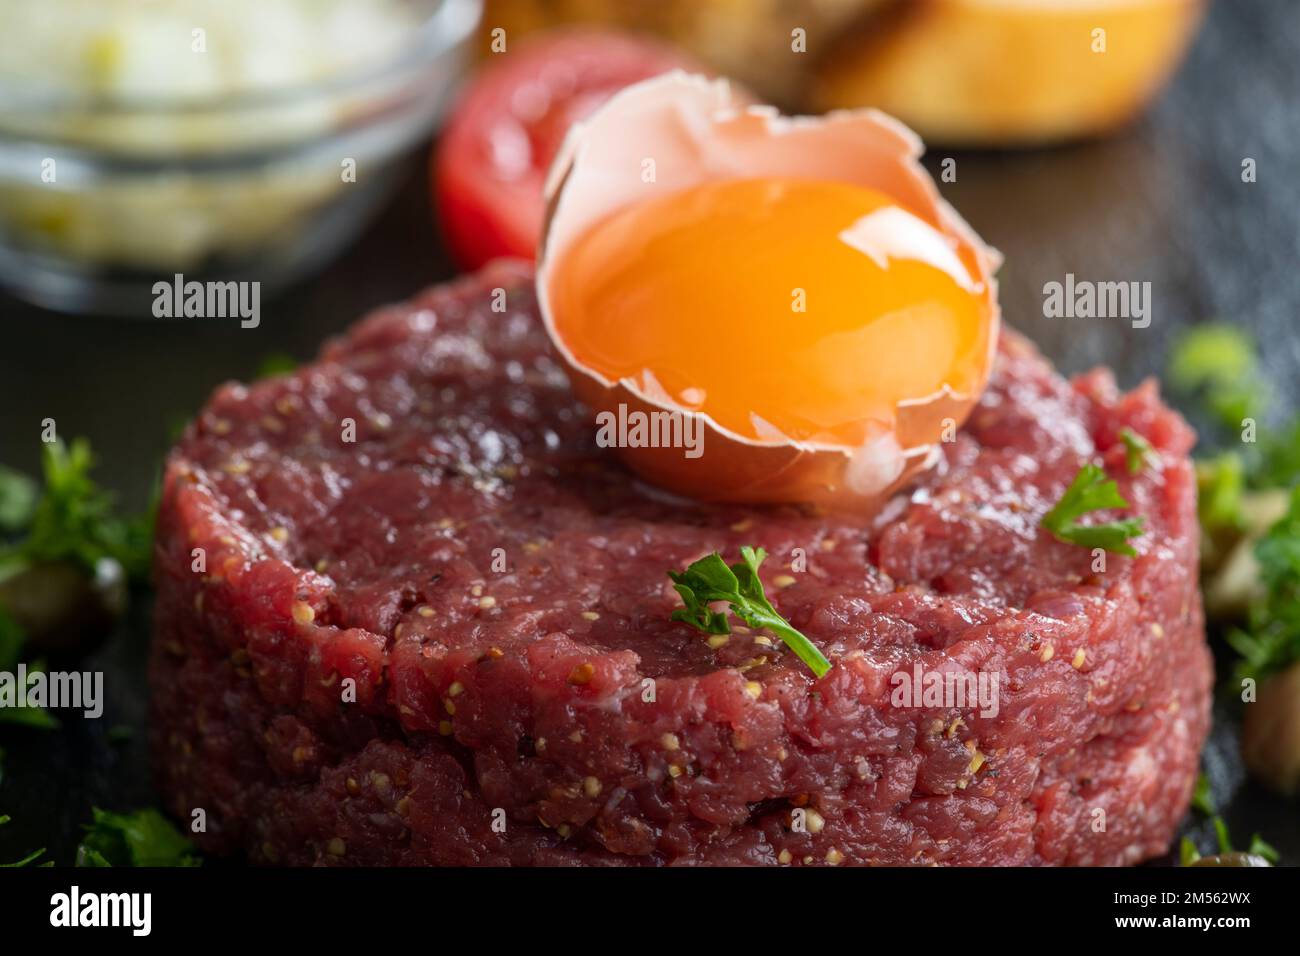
[1, 0, 1297, 865]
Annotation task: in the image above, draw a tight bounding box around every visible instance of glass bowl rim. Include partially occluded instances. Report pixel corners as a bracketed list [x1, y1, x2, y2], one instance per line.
[0, 0, 481, 119]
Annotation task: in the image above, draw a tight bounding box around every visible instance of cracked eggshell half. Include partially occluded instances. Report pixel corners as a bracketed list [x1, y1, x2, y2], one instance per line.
[535, 72, 1001, 509]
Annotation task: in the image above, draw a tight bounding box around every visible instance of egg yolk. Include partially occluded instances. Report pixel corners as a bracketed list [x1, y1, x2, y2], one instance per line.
[549, 177, 993, 448]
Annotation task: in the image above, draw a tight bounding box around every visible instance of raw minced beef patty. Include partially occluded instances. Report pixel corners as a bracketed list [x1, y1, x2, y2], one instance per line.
[150, 260, 1211, 866]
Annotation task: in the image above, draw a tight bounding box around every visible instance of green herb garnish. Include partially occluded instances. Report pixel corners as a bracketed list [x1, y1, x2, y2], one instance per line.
[75, 808, 199, 868]
[255, 353, 298, 379]
[1168, 323, 1266, 432]
[0, 813, 45, 868]
[1248, 832, 1280, 864]
[1041, 464, 1145, 557]
[1253, 419, 1300, 489]
[668, 546, 831, 678]
[0, 466, 38, 533]
[1181, 816, 1279, 866]
[107, 724, 134, 745]
[1226, 485, 1300, 682]
[1196, 453, 1247, 537]
[1191, 772, 1215, 816]
[0, 687, 59, 729]
[1172, 324, 1300, 491]
[0, 847, 46, 868]
[0, 606, 22, 671]
[1173, 324, 1300, 683]
[0, 610, 57, 729]
[1212, 816, 1278, 863]
[1119, 428, 1156, 475]
[0, 439, 152, 586]
[1213, 815, 1233, 854]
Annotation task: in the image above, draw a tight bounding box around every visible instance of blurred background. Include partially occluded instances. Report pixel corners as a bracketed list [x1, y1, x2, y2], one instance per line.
[1, 0, 1299, 864]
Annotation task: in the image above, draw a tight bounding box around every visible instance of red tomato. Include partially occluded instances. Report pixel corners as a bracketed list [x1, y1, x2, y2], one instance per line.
[433, 30, 707, 270]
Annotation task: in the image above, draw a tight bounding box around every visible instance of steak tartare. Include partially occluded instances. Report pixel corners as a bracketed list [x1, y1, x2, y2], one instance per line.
[150, 261, 1211, 866]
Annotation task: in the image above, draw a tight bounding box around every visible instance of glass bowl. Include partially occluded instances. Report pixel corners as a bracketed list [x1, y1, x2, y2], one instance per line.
[0, 0, 481, 316]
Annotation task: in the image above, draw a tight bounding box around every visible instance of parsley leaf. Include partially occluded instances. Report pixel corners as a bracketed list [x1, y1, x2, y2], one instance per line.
[1211, 816, 1278, 863]
[1119, 428, 1157, 475]
[1171, 325, 1300, 492]
[75, 808, 199, 867]
[1040, 464, 1145, 557]
[0, 814, 46, 868]
[0, 466, 38, 533]
[0, 701, 59, 729]
[0, 606, 23, 671]
[1196, 454, 1247, 537]
[0, 439, 152, 586]
[255, 352, 298, 379]
[0, 847, 46, 868]
[1226, 485, 1300, 682]
[0, 637, 59, 730]
[1253, 419, 1300, 489]
[1168, 323, 1266, 433]
[1248, 833, 1281, 864]
[1181, 815, 1279, 867]
[1213, 815, 1233, 854]
[668, 546, 831, 678]
[1191, 773, 1215, 816]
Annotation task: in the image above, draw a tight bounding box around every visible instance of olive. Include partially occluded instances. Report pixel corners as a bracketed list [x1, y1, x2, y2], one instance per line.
[1188, 852, 1272, 868]
[0, 557, 126, 660]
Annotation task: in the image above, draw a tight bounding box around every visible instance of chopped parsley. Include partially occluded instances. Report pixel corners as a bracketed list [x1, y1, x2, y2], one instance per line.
[1212, 815, 1233, 854]
[1191, 772, 1215, 816]
[0, 814, 46, 868]
[668, 546, 831, 678]
[0, 847, 46, 868]
[0, 439, 153, 586]
[1171, 323, 1300, 681]
[1184, 770, 1280, 865]
[0, 608, 55, 728]
[1226, 485, 1300, 683]
[255, 352, 299, 379]
[1196, 454, 1247, 537]
[0, 606, 22, 670]
[107, 724, 134, 745]
[1247, 832, 1281, 863]
[1252, 418, 1300, 490]
[75, 808, 199, 867]
[1168, 324, 1297, 491]
[1168, 323, 1266, 433]
[0, 466, 38, 533]
[0, 680, 59, 729]
[1040, 463, 1145, 557]
[1119, 428, 1157, 475]
[0, 439, 151, 728]
[1181, 818, 1279, 866]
